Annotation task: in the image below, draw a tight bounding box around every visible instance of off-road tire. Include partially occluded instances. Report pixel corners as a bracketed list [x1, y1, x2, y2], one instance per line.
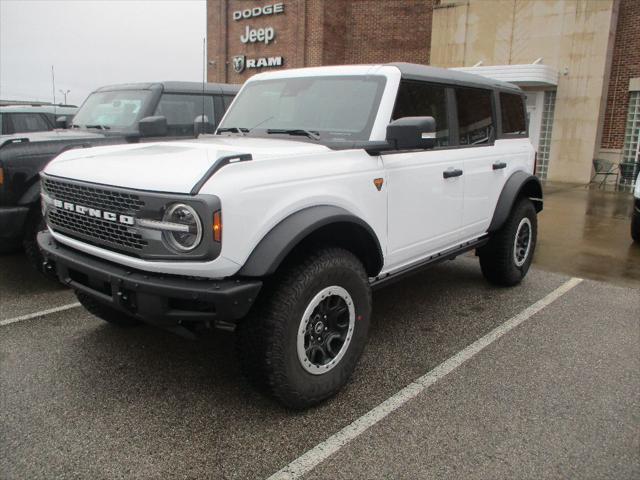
[236, 247, 372, 409]
[632, 211, 640, 242]
[479, 198, 537, 286]
[23, 208, 48, 275]
[76, 291, 141, 327]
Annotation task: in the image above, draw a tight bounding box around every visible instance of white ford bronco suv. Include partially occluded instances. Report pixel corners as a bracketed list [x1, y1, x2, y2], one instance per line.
[38, 64, 542, 408]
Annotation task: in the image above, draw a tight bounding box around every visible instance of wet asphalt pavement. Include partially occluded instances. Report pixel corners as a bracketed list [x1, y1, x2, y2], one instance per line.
[1, 185, 639, 479]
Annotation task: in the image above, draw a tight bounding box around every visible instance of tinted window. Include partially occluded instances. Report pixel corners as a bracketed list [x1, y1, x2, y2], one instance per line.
[456, 88, 494, 145]
[223, 95, 234, 110]
[155, 94, 215, 136]
[6, 113, 51, 134]
[219, 76, 386, 142]
[500, 92, 526, 135]
[392, 81, 449, 146]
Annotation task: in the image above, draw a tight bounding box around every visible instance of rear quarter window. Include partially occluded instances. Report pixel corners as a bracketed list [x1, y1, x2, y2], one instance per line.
[500, 92, 527, 136]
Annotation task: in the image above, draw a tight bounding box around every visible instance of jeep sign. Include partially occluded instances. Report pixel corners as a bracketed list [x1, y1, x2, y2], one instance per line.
[233, 2, 284, 21]
[241, 26, 275, 45]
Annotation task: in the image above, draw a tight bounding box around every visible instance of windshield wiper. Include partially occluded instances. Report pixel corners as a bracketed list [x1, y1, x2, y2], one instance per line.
[85, 124, 111, 130]
[216, 127, 248, 134]
[266, 129, 321, 140]
[70, 124, 81, 129]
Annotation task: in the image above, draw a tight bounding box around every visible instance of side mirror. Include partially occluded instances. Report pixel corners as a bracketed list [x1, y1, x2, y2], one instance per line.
[55, 116, 69, 129]
[386, 116, 436, 150]
[138, 116, 168, 137]
[194, 115, 214, 136]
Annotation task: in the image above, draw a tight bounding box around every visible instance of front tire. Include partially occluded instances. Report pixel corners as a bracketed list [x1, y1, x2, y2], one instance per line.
[236, 248, 372, 409]
[479, 198, 537, 286]
[632, 211, 640, 242]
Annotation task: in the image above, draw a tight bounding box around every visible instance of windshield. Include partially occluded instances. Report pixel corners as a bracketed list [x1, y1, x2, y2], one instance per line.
[72, 90, 152, 130]
[218, 75, 387, 142]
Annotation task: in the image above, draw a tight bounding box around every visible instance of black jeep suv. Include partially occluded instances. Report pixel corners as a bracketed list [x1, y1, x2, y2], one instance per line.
[0, 81, 239, 271]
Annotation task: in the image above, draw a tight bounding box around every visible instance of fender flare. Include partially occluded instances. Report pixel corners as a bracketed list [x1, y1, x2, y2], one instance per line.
[238, 205, 384, 277]
[488, 171, 543, 232]
[18, 179, 42, 206]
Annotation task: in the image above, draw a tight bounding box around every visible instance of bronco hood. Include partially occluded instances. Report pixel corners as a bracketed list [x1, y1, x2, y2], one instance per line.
[43, 136, 331, 193]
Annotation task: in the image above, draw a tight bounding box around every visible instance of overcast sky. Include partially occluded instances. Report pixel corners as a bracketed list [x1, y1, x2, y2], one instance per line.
[0, 0, 206, 106]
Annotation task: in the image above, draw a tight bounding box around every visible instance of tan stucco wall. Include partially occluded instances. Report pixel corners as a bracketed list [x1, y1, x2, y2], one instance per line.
[432, 0, 618, 184]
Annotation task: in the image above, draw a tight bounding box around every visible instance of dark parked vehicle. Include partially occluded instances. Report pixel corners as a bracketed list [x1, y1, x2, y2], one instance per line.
[0, 81, 239, 271]
[0, 105, 77, 135]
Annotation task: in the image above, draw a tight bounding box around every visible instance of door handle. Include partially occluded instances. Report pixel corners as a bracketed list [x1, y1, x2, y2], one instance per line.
[443, 168, 463, 179]
[492, 162, 507, 170]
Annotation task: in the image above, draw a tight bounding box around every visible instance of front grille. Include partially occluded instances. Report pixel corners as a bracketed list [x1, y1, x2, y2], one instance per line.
[41, 175, 220, 260]
[43, 177, 148, 253]
[43, 178, 145, 212]
[48, 209, 147, 251]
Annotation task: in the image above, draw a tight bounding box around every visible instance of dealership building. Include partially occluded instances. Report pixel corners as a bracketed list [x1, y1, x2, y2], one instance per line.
[207, 0, 640, 186]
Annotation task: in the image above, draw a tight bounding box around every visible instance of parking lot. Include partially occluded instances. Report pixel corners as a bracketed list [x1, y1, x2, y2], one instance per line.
[1, 187, 639, 479]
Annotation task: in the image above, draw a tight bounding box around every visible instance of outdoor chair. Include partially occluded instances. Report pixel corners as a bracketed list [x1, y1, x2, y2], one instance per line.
[590, 158, 619, 189]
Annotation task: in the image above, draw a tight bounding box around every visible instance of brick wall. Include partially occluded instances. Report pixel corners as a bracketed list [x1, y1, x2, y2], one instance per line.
[207, 0, 434, 83]
[601, 0, 640, 150]
[345, 0, 434, 65]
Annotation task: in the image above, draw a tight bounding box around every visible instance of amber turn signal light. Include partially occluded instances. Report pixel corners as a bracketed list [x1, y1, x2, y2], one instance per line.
[0, 167, 4, 186]
[213, 210, 222, 242]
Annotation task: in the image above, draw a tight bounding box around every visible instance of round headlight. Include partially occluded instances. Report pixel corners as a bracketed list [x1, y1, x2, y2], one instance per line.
[162, 203, 202, 252]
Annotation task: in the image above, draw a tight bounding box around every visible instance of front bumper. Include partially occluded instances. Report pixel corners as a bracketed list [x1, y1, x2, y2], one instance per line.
[38, 231, 262, 330]
[0, 206, 29, 246]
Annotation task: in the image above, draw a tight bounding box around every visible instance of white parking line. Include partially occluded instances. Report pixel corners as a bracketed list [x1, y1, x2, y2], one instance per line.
[0, 302, 81, 327]
[267, 277, 584, 480]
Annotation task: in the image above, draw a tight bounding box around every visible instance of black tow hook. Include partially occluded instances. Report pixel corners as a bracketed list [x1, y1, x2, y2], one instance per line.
[42, 260, 56, 274]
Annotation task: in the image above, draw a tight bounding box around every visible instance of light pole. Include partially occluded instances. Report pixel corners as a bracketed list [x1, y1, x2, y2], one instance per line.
[58, 89, 70, 105]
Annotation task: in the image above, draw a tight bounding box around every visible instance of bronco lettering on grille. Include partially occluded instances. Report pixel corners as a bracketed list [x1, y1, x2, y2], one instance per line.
[53, 199, 135, 225]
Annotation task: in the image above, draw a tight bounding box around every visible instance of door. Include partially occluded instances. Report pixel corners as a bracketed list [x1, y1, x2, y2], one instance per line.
[383, 80, 464, 272]
[525, 90, 544, 151]
[384, 151, 464, 271]
[458, 88, 528, 238]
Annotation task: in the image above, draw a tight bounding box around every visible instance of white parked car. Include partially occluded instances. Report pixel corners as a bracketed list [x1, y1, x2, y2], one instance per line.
[38, 64, 542, 408]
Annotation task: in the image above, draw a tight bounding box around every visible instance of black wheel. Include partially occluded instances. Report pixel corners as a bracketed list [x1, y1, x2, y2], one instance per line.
[632, 211, 640, 242]
[236, 247, 372, 409]
[22, 208, 48, 275]
[76, 291, 141, 327]
[479, 198, 537, 286]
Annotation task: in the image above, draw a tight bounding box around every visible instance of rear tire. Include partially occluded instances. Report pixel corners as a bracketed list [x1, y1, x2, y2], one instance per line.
[76, 291, 141, 327]
[479, 198, 537, 286]
[632, 211, 640, 242]
[236, 247, 372, 409]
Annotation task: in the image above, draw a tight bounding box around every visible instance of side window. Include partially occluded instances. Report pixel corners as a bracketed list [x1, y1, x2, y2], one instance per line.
[223, 95, 234, 110]
[6, 113, 52, 134]
[500, 92, 526, 135]
[154, 94, 215, 136]
[392, 81, 449, 146]
[455, 88, 494, 145]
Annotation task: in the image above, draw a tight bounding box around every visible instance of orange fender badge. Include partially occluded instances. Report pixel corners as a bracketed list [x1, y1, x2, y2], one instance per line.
[373, 178, 384, 191]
